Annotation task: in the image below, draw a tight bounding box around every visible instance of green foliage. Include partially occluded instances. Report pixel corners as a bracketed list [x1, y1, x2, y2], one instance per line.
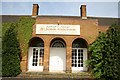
[88, 33, 107, 78]
[17, 17, 35, 56]
[88, 24, 120, 79]
[2, 17, 35, 76]
[2, 23, 13, 36]
[3, 17, 35, 57]
[0, 24, 2, 76]
[0, 38, 1, 76]
[2, 24, 21, 77]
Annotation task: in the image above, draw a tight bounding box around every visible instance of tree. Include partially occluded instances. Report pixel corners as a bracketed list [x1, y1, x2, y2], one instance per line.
[2, 23, 21, 77]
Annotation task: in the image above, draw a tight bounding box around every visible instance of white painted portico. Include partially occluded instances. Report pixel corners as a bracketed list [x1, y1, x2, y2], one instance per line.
[28, 37, 88, 73]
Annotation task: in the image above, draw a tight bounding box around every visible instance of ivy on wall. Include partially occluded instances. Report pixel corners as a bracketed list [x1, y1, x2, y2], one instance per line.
[17, 17, 35, 57]
[88, 24, 120, 79]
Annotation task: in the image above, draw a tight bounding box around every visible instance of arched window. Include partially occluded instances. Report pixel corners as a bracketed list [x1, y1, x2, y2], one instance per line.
[72, 38, 88, 72]
[28, 37, 44, 72]
[29, 37, 44, 47]
[50, 38, 66, 48]
[72, 38, 87, 48]
[51, 40, 65, 47]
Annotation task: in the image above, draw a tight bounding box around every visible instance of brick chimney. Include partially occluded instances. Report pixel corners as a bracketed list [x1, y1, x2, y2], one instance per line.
[80, 5, 87, 19]
[32, 4, 39, 18]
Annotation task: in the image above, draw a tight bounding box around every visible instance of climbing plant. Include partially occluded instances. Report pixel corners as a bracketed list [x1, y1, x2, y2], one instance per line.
[17, 17, 35, 56]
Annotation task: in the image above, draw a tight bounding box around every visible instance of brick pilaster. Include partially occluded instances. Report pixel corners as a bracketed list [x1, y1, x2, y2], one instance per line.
[66, 43, 72, 73]
[43, 42, 50, 72]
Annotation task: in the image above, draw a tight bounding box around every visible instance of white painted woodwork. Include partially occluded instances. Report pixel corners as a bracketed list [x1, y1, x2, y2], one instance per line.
[49, 48, 66, 72]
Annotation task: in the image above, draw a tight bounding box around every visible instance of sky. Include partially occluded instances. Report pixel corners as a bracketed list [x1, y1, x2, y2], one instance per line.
[1, 0, 120, 18]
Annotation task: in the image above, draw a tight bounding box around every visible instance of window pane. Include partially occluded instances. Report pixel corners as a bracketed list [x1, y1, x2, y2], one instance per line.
[81, 57, 83, 59]
[51, 40, 65, 47]
[78, 64, 80, 67]
[75, 64, 77, 67]
[32, 48, 38, 66]
[72, 49, 85, 68]
[81, 53, 83, 56]
[81, 64, 83, 67]
[81, 50, 83, 52]
[39, 49, 44, 66]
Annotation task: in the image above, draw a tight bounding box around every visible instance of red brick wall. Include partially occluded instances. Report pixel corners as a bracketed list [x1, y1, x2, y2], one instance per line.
[20, 16, 109, 72]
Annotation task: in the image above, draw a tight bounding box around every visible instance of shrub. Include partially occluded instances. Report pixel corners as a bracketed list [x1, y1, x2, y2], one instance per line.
[88, 24, 120, 79]
[88, 32, 107, 78]
[2, 23, 21, 77]
[2, 17, 35, 76]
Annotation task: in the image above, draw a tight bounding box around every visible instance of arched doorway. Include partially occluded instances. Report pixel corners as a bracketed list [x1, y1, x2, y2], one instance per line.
[72, 38, 88, 72]
[28, 37, 44, 72]
[49, 38, 66, 72]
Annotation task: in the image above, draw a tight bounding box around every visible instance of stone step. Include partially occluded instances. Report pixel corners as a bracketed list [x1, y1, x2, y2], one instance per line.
[2, 72, 94, 80]
[2, 77, 93, 80]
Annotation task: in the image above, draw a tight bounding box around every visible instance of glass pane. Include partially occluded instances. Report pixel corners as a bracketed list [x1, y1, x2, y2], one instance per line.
[32, 48, 38, 66]
[78, 57, 80, 59]
[32, 63, 34, 66]
[72, 49, 78, 67]
[30, 38, 44, 47]
[72, 64, 74, 67]
[39, 49, 44, 66]
[72, 49, 85, 68]
[75, 57, 77, 59]
[35, 63, 37, 66]
[78, 64, 80, 67]
[81, 64, 83, 67]
[81, 50, 83, 52]
[75, 64, 77, 67]
[36, 55, 38, 59]
[33, 52, 35, 55]
[78, 60, 80, 63]
[72, 39, 87, 48]
[33, 48, 36, 51]
[78, 53, 80, 56]
[81, 53, 83, 56]
[81, 57, 83, 59]
[75, 53, 77, 56]
[81, 60, 83, 63]
[33, 55, 35, 58]
[51, 40, 65, 47]
[33, 59, 35, 62]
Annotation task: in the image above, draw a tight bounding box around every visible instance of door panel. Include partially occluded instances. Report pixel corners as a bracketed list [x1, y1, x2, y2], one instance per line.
[49, 48, 66, 72]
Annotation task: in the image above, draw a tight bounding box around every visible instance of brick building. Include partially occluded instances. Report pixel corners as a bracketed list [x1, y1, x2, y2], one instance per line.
[2, 4, 119, 73]
[26, 4, 108, 73]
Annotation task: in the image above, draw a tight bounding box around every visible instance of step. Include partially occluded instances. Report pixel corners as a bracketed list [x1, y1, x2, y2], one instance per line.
[2, 72, 94, 80]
